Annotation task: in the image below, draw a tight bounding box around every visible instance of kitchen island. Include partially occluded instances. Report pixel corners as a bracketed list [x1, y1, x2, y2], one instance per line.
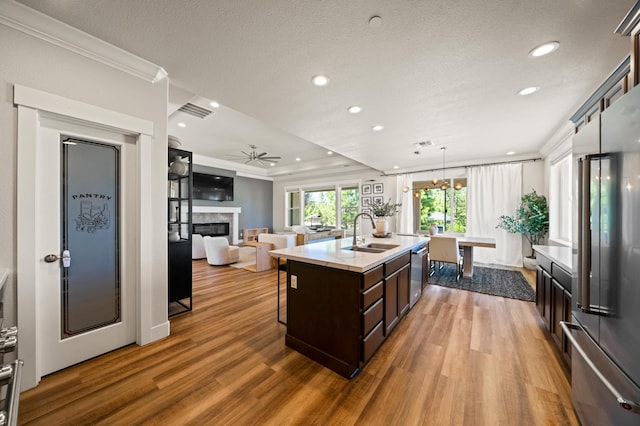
[269, 234, 428, 378]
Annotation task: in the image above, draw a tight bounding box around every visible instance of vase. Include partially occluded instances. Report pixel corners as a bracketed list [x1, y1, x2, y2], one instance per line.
[376, 217, 389, 235]
[169, 155, 187, 176]
[429, 223, 438, 235]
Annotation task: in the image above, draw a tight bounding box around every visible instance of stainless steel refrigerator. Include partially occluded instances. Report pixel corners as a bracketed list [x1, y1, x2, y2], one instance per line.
[564, 83, 640, 425]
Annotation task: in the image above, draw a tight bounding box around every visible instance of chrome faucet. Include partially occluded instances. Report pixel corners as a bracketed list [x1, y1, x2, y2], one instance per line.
[352, 212, 376, 247]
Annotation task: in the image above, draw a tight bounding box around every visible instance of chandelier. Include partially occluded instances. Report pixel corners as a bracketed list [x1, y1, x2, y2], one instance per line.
[439, 147, 448, 190]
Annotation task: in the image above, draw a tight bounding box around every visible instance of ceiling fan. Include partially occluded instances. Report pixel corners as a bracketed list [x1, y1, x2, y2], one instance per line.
[228, 144, 281, 165]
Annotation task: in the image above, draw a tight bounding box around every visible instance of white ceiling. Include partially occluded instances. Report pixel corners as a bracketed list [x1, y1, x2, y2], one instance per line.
[18, 0, 637, 177]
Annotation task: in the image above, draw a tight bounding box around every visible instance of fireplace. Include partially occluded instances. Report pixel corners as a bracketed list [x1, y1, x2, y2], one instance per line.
[192, 222, 230, 237]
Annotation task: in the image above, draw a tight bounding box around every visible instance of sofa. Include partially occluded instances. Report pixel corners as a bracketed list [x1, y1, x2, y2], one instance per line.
[257, 233, 297, 250]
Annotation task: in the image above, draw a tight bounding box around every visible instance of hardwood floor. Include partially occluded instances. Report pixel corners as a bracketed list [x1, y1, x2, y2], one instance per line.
[19, 261, 578, 425]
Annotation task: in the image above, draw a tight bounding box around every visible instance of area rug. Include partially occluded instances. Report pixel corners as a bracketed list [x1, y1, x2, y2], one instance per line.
[229, 246, 257, 269]
[428, 263, 535, 302]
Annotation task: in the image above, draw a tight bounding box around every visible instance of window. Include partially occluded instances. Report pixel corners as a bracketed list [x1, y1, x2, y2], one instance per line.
[417, 178, 467, 233]
[340, 186, 359, 230]
[287, 191, 301, 226]
[550, 154, 572, 244]
[304, 189, 336, 228]
[285, 183, 359, 230]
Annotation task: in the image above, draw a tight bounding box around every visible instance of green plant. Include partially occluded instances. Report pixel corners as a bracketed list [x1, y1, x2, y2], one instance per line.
[370, 198, 401, 217]
[496, 189, 549, 258]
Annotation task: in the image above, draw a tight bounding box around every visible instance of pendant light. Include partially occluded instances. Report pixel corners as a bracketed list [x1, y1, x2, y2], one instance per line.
[440, 147, 448, 190]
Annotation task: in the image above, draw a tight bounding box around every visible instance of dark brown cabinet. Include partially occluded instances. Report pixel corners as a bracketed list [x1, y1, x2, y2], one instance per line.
[285, 249, 412, 378]
[535, 252, 572, 367]
[383, 252, 411, 335]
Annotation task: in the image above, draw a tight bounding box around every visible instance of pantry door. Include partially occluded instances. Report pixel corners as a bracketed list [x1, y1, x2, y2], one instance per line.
[37, 127, 136, 376]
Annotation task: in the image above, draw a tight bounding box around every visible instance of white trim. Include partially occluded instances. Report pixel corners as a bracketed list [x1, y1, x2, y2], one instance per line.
[16, 105, 39, 389]
[0, 0, 167, 83]
[15, 85, 163, 390]
[236, 171, 274, 181]
[14, 84, 153, 136]
[193, 154, 270, 178]
[539, 121, 574, 158]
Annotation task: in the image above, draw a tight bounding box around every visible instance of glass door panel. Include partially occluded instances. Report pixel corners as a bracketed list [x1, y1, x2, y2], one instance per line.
[61, 137, 120, 338]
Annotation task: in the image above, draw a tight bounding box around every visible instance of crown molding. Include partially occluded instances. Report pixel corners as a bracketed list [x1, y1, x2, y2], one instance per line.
[539, 120, 574, 158]
[615, 2, 640, 36]
[0, 0, 167, 83]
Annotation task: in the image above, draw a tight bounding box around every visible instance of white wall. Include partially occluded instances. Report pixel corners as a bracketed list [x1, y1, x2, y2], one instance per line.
[0, 25, 168, 337]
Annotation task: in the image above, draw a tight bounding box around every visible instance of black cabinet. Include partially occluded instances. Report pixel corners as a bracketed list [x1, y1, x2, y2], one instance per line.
[168, 147, 192, 315]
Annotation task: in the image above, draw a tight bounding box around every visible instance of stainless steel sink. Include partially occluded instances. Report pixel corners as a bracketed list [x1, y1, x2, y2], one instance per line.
[342, 243, 399, 253]
[342, 246, 386, 253]
[365, 243, 399, 250]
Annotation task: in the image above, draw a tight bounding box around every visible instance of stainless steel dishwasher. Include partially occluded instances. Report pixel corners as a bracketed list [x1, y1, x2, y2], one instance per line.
[410, 243, 427, 308]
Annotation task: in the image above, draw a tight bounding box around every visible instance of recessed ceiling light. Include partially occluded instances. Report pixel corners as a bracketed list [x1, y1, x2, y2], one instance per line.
[369, 15, 383, 28]
[295, 157, 301, 162]
[270, 163, 275, 167]
[506, 151, 516, 156]
[327, 151, 333, 155]
[372, 125, 384, 131]
[529, 41, 560, 58]
[177, 122, 186, 128]
[518, 86, 539, 96]
[311, 75, 329, 87]
[209, 101, 220, 108]
[393, 165, 399, 169]
[347, 106, 362, 114]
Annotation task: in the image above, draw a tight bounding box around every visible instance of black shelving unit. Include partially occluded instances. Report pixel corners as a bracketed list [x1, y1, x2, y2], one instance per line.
[168, 147, 193, 316]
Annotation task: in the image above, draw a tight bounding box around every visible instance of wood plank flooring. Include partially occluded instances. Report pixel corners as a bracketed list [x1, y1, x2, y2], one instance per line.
[19, 261, 578, 425]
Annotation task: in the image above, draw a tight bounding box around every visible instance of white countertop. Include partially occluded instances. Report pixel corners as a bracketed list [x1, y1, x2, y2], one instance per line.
[269, 234, 428, 273]
[533, 245, 574, 273]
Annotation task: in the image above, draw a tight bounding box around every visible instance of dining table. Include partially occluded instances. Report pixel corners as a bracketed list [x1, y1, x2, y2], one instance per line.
[456, 236, 497, 279]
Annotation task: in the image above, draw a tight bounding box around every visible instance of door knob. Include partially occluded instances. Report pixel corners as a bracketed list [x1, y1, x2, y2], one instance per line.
[44, 250, 71, 267]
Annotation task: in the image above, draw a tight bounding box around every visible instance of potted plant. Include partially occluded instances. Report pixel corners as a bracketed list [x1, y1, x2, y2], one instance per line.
[496, 189, 549, 266]
[369, 198, 401, 235]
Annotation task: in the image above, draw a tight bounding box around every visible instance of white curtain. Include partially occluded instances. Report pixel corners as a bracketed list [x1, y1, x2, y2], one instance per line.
[466, 163, 523, 267]
[396, 174, 414, 233]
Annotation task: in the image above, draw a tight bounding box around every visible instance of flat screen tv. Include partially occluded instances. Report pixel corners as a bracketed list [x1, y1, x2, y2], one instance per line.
[193, 172, 234, 201]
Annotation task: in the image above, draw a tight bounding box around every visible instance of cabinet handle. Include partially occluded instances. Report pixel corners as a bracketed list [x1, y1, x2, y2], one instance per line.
[560, 322, 640, 415]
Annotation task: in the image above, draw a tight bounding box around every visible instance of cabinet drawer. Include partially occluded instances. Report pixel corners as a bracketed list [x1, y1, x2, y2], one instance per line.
[385, 252, 410, 276]
[552, 264, 571, 292]
[537, 253, 552, 272]
[362, 298, 383, 336]
[363, 265, 384, 290]
[362, 281, 383, 309]
[362, 321, 384, 363]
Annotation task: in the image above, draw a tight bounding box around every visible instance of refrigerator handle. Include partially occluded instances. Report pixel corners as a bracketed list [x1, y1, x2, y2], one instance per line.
[577, 157, 591, 312]
[561, 322, 640, 415]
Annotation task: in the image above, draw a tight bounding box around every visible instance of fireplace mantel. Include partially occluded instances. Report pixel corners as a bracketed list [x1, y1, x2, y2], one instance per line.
[192, 206, 241, 244]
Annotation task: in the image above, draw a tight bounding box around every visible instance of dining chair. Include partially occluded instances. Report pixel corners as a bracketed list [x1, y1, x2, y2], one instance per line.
[429, 235, 463, 280]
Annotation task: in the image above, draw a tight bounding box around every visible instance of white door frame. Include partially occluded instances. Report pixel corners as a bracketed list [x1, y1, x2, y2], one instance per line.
[15, 84, 164, 390]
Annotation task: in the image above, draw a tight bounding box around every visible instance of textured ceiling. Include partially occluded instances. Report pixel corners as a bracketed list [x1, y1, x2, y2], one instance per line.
[17, 0, 637, 176]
